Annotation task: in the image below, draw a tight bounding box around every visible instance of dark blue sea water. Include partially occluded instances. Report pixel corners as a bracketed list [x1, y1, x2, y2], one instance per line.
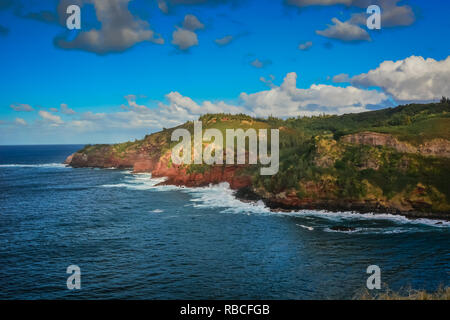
[0, 145, 449, 299]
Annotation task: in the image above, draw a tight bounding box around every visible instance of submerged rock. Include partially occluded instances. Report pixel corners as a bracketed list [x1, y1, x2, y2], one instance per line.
[330, 226, 356, 232]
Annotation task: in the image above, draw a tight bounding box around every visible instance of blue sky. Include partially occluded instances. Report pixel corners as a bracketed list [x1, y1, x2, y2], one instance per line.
[0, 0, 449, 144]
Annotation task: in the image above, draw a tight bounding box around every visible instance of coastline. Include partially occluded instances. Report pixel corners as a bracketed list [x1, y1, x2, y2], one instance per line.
[65, 156, 450, 222]
[234, 187, 450, 222]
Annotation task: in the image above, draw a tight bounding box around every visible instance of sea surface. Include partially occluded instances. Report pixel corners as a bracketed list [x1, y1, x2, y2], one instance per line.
[0, 145, 449, 299]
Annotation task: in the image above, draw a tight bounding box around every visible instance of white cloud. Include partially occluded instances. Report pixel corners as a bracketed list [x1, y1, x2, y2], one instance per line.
[250, 58, 272, 69]
[32, 72, 391, 133]
[39, 110, 64, 125]
[379, 1, 415, 27]
[160, 91, 245, 116]
[61, 103, 76, 115]
[298, 41, 313, 50]
[6, 73, 400, 140]
[172, 27, 198, 50]
[10, 103, 34, 112]
[287, 0, 415, 28]
[316, 18, 370, 42]
[215, 35, 233, 46]
[118, 73, 388, 128]
[121, 95, 151, 113]
[182, 14, 204, 31]
[60, 92, 245, 134]
[80, 111, 107, 121]
[171, 14, 204, 51]
[350, 55, 450, 102]
[332, 73, 350, 83]
[240, 72, 388, 117]
[56, 0, 164, 54]
[15, 118, 27, 126]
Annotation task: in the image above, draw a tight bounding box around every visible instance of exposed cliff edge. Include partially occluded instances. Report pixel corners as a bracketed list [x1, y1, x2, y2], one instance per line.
[341, 132, 450, 158]
[65, 143, 252, 189]
[65, 102, 450, 220]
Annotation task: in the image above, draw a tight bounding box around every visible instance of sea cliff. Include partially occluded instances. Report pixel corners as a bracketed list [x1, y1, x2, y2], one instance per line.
[65, 101, 450, 220]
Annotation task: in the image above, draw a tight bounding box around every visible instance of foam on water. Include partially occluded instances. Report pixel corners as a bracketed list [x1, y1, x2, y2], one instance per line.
[182, 183, 450, 229]
[323, 227, 409, 234]
[186, 183, 270, 215]
[101, 173, 168, 190]
[297, 224, 314, 231]
[101, 171, 450, 230]
[278, 209, 450, 228]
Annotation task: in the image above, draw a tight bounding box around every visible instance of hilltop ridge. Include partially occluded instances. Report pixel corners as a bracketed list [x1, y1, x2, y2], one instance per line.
[65, 100, 450, 220]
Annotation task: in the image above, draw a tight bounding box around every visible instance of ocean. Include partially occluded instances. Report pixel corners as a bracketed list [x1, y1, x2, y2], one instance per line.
[0, 145, 449, 299]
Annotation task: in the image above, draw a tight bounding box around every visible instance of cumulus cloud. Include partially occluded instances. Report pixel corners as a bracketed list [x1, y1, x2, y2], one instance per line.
[55, 0, 164, 54]
[43, 72, 392, 131]
[298, 41, 313, 51]
[143, 95, 238, 128]
[171, 14, 204, 50]
[350, 55, 450, 102]
[380, 1, 415, 27]
[60, 103, 76, 115]
[290, 0, 414, 44]
[288, 0, 415, 28]
[332, 73, 350, 83]
[10, 103, 34, 112]
[316, 18, 370, 42]
[240, 72, 388, 117]
[172, 27, 198, 50]
[39, 110, 64, 125]
[15, 118, 27, 126]
[182, 14, 204, 31]
[5, 71, 397, 141]
[63, 91, 246, 133]
[215, 35, 233, 46]
[121, 95, 151, 113]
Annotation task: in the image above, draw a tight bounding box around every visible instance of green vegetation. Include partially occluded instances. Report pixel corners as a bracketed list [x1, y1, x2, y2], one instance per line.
[249, 101, 450, 212]
[79, 101, 450, 214]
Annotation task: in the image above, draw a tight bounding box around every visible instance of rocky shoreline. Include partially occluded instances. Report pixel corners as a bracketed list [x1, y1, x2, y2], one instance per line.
[65, 152, 450, 221]
[234, 186, 450, 221]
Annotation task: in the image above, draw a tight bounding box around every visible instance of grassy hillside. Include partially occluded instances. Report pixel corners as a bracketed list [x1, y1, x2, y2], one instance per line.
[74, 100, 450, 215]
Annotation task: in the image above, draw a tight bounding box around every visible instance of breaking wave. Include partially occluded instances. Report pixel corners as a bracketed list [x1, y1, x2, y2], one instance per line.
[100, 171, 450, 231]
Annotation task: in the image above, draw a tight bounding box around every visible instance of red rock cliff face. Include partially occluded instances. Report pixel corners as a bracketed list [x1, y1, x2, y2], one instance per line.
[147, 152, 252, 189]
[65, 148, 252, 190]
[67, 149, 159, 169]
